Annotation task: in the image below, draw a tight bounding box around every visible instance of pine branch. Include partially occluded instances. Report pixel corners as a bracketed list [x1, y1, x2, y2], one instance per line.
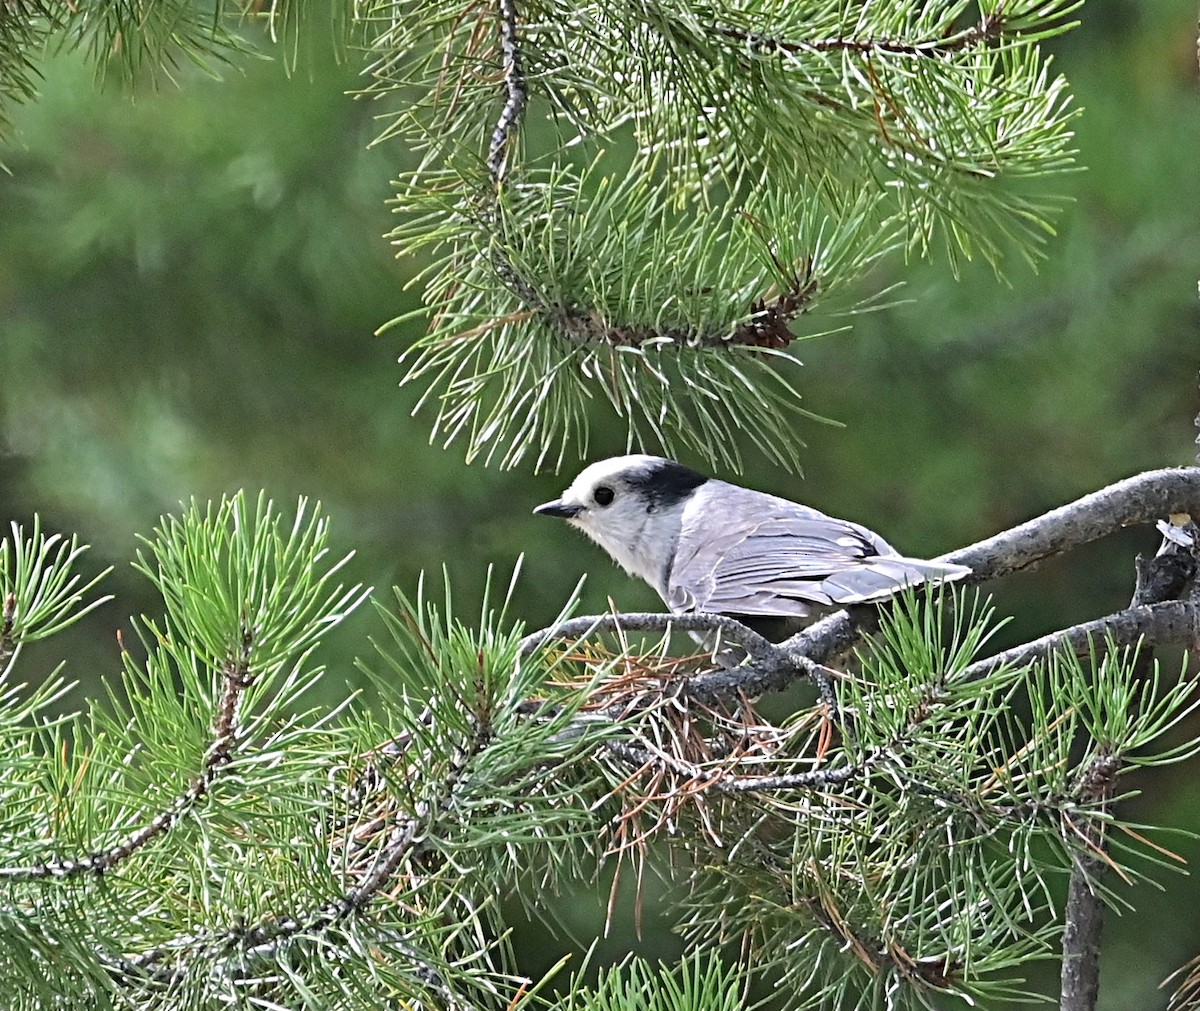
[0, 519, 113, 651]
[74, 567, 613, 1008]
[0, 1, 61, 140]
[377, 0, 1081, 468]
[3, 497, 1199, 1007]
[563, 952, 747, 1011]
[109, 723, 468, 1000]
[0, 1, 360, 143]
[63, 0, 251, 88]
[0, 627, 255, 882]
[614, 588, 1182, 1007]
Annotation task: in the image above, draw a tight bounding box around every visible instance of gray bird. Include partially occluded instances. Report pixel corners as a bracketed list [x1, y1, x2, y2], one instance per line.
[533, 455, 970, 641]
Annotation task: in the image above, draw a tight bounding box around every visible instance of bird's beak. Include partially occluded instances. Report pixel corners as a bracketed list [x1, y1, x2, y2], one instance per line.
[533, 499, 583, 519]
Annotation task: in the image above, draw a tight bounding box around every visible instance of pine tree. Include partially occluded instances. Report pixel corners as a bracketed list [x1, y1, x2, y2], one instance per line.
[2, 4, 1200, 1011]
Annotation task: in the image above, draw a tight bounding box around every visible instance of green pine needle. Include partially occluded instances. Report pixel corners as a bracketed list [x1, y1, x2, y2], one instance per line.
[368, 0, 1081, 470]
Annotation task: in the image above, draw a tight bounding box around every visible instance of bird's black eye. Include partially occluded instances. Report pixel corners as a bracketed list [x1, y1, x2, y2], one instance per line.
[593, 485, 615, 507]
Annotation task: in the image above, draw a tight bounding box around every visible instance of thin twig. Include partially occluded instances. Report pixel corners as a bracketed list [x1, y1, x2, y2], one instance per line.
[603, 737, 860, 794]
[0, 591, 15, 670]
[481, 4, 1034, 352]
[487, 0, 526, 185]
[713, 11, 1009, 61]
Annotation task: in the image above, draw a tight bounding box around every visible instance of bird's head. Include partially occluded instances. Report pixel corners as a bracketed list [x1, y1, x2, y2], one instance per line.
[533, 455, 709, 589]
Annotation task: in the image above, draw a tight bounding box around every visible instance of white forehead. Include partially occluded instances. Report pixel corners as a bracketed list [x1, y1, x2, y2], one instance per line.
[565, 455, 667, 495]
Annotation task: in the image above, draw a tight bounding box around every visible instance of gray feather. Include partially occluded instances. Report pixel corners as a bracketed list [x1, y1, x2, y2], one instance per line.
[667, 480, 969, 617]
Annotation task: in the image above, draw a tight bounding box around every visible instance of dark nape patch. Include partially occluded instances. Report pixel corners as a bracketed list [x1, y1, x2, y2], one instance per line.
[625, 460, 709, 510]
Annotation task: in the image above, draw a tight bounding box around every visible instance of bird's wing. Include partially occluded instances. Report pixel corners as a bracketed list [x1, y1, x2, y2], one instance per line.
[666, 489, 967, 617]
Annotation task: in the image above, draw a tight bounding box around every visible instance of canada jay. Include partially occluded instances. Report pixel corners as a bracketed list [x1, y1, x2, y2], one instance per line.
[533, 454, 970, 641]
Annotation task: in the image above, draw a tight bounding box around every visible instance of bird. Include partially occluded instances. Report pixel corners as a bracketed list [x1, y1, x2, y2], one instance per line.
[533, 454, 971, 642]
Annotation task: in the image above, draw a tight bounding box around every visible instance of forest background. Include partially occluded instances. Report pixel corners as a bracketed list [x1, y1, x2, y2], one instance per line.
[0, 2, 1198, 1007]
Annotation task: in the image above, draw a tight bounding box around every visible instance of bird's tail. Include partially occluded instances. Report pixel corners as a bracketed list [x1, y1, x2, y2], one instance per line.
[821, 557, 972, 604]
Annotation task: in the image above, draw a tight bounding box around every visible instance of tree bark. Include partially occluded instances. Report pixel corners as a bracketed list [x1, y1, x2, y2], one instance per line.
[1059, 751, 1118, 1011]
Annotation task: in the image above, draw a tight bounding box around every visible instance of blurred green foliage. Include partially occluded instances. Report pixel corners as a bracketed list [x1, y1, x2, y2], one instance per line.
[0, 3, 1198, 1008]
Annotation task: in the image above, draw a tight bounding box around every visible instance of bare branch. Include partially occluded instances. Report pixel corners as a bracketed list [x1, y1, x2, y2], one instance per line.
[781, 467, 1200, 672]
[519, 610, 782, 660]
[1059, 750, 1119, 1011]
[960, 600, 1197, 683]
[946, 467, 1200, 581]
